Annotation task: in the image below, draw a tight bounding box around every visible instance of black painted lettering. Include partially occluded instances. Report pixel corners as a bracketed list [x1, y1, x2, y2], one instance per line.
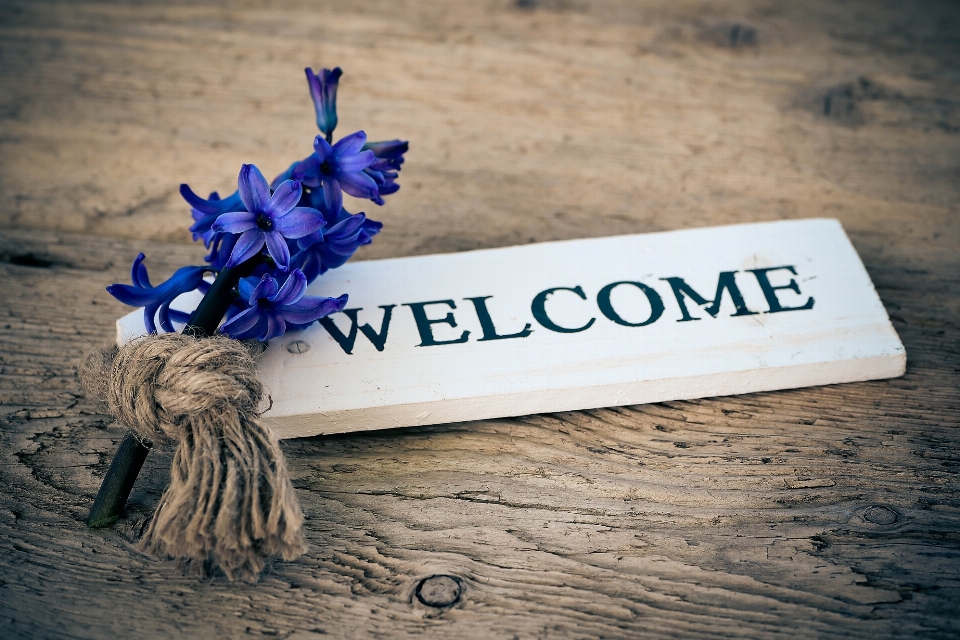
[531, 286, 596, 333]
[465, 296, 533, 341]
[319, 305, 396, 354]
[597, 281, 665, 327]
[747, 266, 814, 313]
[660, 272, 758, 322]
[403, 300, 470, 346]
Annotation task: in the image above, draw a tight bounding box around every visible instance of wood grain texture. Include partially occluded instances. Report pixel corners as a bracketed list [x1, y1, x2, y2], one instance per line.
[1, 0, 958, 638]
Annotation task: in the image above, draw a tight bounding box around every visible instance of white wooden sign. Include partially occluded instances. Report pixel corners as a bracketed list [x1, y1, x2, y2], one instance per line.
[118, 219, 905, 439]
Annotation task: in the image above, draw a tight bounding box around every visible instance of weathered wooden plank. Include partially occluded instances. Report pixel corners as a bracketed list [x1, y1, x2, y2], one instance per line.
[1, 221, 957, 637]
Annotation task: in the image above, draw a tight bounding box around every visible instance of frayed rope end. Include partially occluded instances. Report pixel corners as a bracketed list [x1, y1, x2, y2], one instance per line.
[82, 333, 305, 582]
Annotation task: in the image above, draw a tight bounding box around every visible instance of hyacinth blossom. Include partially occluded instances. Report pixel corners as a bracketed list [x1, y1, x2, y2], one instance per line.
[220, 270, 347, 341]
[363, 139, 408, 205]
[108, 65, 407, 343]
[180, 186, 244, 247]
[305, 66, 342, 140]
[292, 209, 382, 281]
[211, 164, 325, 271]
[107, 254, 208, 334]
[292, 131, 378, 215]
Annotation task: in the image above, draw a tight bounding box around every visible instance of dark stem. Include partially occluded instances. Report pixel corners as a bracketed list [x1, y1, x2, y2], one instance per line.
[86, 433, 152, 527]
[184, 261, 259, 337]
[87, 260, 261, 528]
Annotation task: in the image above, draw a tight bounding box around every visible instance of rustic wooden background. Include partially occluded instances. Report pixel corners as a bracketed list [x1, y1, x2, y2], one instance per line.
[1, 0, 959, 637]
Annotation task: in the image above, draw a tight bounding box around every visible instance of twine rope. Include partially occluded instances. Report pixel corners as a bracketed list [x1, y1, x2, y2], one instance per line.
[82, 333, 305, 581]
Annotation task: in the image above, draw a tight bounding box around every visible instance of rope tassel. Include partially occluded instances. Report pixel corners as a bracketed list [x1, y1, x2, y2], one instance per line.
[84, 333, 305, 581]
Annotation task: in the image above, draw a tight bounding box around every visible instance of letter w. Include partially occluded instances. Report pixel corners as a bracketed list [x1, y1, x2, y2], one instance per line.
[660, 272, 757, 322]
[318, 305, 396, 354]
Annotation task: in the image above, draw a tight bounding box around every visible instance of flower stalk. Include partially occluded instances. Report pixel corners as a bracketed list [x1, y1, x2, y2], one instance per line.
[88, 65, 407, 531]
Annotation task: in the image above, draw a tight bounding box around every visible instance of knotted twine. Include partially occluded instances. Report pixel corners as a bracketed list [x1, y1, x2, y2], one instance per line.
[81, 332, 305, 581]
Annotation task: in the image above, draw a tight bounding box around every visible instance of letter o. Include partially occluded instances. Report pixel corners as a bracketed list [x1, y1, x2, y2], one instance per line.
[597, 281, 664, 327]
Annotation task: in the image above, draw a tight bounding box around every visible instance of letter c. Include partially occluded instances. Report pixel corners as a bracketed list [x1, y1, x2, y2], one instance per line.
[531, 286, 596, 333]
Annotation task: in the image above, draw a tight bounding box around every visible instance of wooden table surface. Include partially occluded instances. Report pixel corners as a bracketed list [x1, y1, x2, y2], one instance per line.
[1, 1, 958, 637]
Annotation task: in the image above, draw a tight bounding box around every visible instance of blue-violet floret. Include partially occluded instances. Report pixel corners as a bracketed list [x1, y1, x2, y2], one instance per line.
[212, 164, 326, 271]
[305, 67, 342, 140]
[107, 254, 208, 334]
[180, 186, 245, 247]
[292, 131, 378, 215]
[220, 269, 347, 341]
[292, 208, 382, 281]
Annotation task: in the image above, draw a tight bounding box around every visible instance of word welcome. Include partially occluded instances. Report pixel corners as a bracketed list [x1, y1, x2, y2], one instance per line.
[318, 266, 814, 354]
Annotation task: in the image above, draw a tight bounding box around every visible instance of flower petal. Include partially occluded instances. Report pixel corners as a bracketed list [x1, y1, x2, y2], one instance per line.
[168, 308, 192, 324]
[221, 306, 266, 340]
[180, 185, 244, 214]
[333, 131, 367, 157]
[305, 67, 324, 106]
[273, 207, 325, 239]
[322, 178, 343, 215]
[290, 247, 323, 282]
[335, 149, 375, 174]
[250, 273, 279, 301]
[107, 266, 205, 307]
[264, 231, 291, 270]
[131, 253, 149, 288]
[157, 300, 177, 333]
[338, 170, 379, 200]
[263, 312, 287, 340]
[280, 294, 348, 324]
[142, 305, 159, 334]
[226, 229, 266, 268]
[212, 210, 257, 234]
[327, 211, 367, 237]
[363, 139, 408, 163]
[238, 164, 271, 214]
[313, 135, 334, 162]
[266, 179, 302, 217]
[292, 155, 322, 188]
[273, 269, 307, 305]
[204, 232, 237, 271]
[295, 228, 324, 251]
[237, 276, 258, 302]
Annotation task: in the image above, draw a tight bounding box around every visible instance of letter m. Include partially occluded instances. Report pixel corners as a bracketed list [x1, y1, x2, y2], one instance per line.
[660, 272, 757, 322]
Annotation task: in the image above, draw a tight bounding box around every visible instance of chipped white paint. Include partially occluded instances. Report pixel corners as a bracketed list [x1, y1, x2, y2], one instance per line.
[118, 219, 905, 439]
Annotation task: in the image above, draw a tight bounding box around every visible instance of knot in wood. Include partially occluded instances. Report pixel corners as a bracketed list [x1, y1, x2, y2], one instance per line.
[415, 575, 462, 608]
[863, 505, 899, 526]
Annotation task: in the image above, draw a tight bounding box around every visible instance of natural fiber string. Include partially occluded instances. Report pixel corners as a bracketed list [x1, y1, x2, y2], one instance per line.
[81, 333, 305, 581]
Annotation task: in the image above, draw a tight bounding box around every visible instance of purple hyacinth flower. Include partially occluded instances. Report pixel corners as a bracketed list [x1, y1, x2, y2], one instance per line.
[291, 131, 378, 215]
[363, 167, 400, 206]
[107, 253, 208, 334]
[361, 139, 407, 205]
[220, 269, 347, 341]
[212, 164, 326, 271]
[306, 67, 342, 139]
[292, 208, 382, 282]
[180, 185, 245, 247]
[363, 139, 408, 171]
